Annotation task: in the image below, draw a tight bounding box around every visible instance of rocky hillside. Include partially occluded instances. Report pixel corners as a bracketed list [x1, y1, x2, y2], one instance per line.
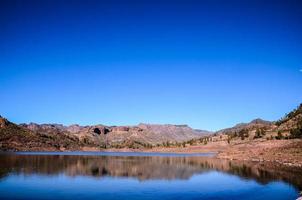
[276, 104, 302, 135]
[0, 116, 208, 151]
[1, 104, 301, 151]
[0, 116, 81, 151]
[212, 104, 302, 142]
[217, 118, 274, 136]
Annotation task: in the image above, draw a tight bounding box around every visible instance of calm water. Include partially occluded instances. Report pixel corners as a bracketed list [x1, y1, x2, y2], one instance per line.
[0, 152, 301, 200]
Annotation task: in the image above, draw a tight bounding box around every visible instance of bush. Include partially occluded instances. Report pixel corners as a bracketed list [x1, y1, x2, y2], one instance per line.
[254, 128, 267, 139]
[254, 129, 262, 139]
[239, 129, 249, 140]
[275, 131, 283, 140]
[289, 118, 302, 139]
[290, 128, 302, 138]
[227, 136, 231, 144]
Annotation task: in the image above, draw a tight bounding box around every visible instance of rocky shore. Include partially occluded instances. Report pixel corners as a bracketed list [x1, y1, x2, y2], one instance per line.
[96, 139, 302, 168]
[216, 139, 302, 167]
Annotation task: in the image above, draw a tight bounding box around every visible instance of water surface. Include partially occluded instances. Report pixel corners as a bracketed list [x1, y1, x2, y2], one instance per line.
[0, 152, 301, 200]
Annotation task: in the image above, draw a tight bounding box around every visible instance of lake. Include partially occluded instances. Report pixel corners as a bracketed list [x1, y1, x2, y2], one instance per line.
[0, 152, 301, 200]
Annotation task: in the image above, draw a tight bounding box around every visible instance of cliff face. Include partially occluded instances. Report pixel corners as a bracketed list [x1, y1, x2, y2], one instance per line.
[0, 116, 208, 151]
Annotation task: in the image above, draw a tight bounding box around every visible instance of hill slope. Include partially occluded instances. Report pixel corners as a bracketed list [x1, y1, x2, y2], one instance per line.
[0, 116, 81, 151]
[1, 116, 208, 151]
[211, 104, 302, 141]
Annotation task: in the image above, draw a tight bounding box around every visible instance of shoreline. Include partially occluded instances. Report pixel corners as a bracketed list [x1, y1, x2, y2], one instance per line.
[2, 139, 302, 168]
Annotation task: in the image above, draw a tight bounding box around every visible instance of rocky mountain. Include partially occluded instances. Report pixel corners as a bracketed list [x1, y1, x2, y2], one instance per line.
[216, 118, 274, 135]
[0, 116, 209, 151]
[214, 104, 302, 140]
[1, 104, 301, 151]
[0, 117, 82, 151]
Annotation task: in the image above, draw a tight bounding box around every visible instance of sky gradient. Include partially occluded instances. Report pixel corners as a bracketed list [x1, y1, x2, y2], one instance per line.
[1, 0, 302, 131]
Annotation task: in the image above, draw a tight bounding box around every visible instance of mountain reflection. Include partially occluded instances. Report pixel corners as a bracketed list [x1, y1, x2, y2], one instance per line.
[0, 154, 301, 190]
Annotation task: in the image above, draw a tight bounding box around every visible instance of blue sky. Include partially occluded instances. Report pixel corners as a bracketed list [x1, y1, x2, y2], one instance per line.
[0, 0, 302, 131]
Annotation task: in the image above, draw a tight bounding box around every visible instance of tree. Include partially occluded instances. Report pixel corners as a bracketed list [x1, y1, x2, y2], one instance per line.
[289, 119, 302, 139]
[227, 136, 231, 144]
[238, 129, 249, 140]
[275, 131, 283, 140]
[254, 128, 262, 139]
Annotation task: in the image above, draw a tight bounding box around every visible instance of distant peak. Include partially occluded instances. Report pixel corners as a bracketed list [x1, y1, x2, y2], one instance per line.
[250, 118, 271, 124]
[68, 124, 81, 127]
[138, 123, 189, 127]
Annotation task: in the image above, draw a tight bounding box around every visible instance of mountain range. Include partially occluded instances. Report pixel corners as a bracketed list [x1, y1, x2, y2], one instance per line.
[0, 103, 301, 151]
[0, 116, 210, 151]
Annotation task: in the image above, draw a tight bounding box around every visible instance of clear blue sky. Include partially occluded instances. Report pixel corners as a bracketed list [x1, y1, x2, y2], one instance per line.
[0, 0, 301, 131]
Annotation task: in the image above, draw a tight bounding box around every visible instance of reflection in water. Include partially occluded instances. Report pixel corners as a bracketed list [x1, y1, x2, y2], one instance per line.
[0, 153, 301, 190]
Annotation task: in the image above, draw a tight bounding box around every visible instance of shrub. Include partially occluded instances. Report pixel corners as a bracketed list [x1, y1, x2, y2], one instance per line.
[290, 128, 302, 138]
[275, 131, 283, 140]
[227, 136, 231, 144]
[239, 129, 249, 140]
[289, 118, 302, 139]
[254, 129, 262, 139]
